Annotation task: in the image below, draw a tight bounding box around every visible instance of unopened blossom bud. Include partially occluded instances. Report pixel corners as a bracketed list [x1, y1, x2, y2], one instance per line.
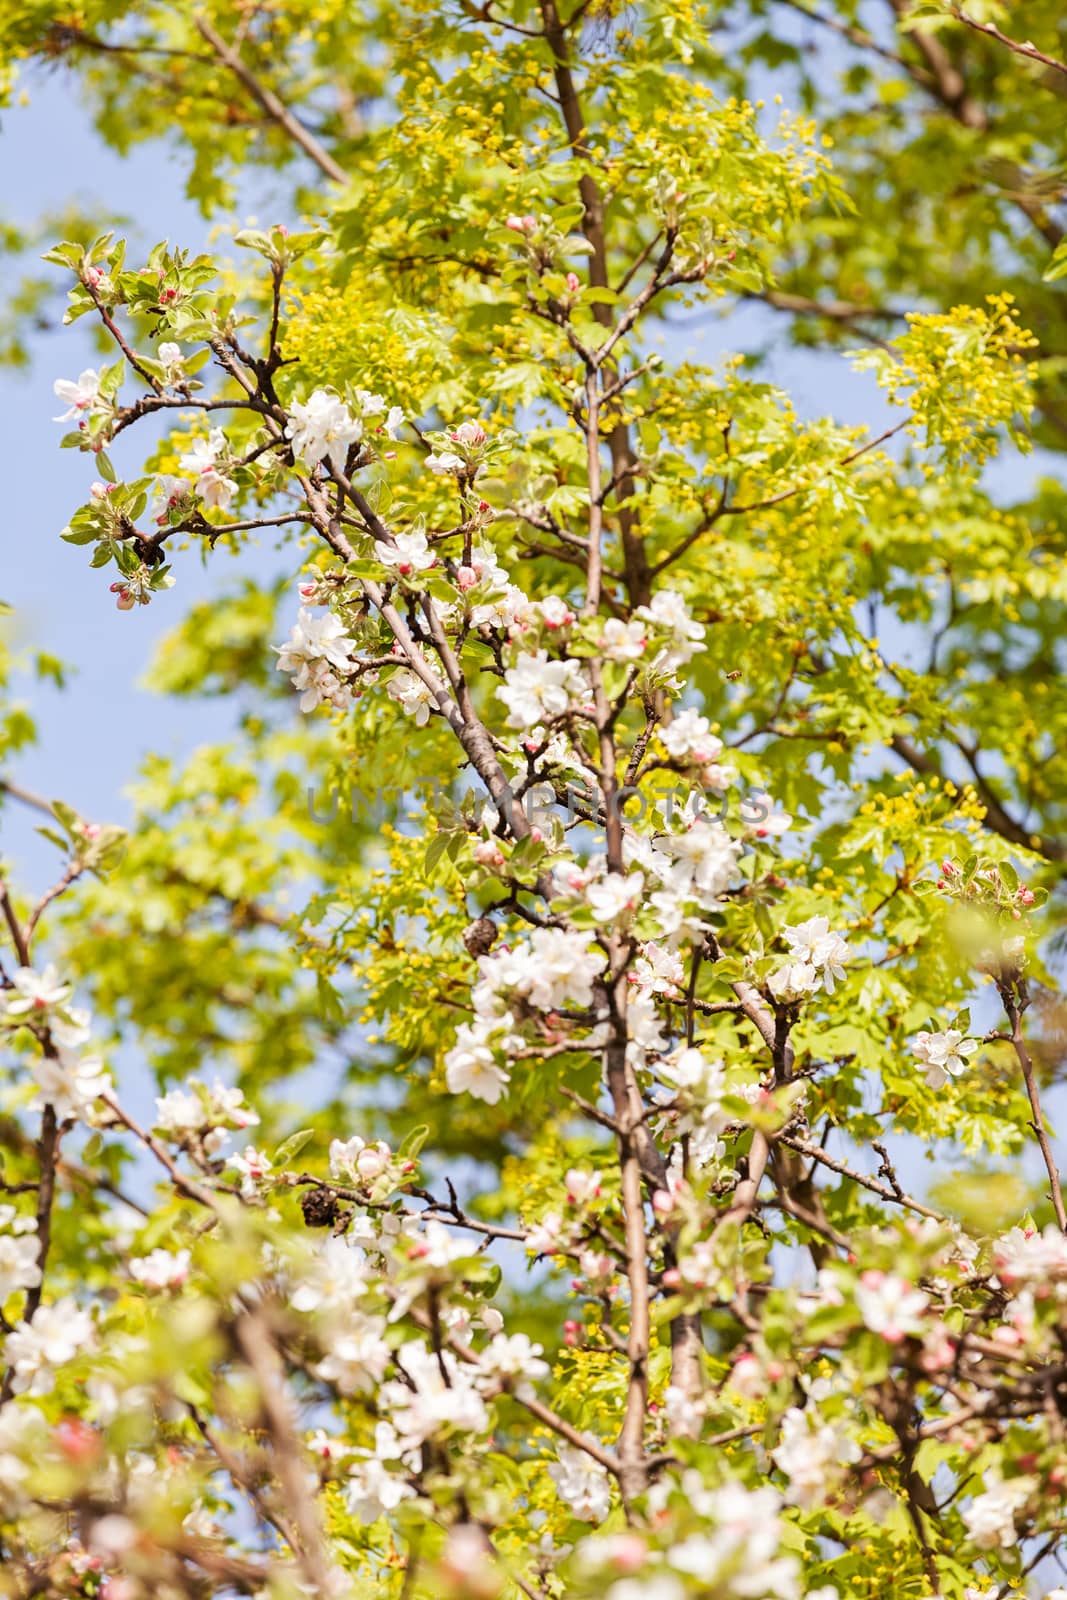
[116, 590, 135, 611]
[1018, 887, 1035, 906]
[473, 840, 505, 868]
[652, 1188, 674, 1216]
[729, 1352, 766, 1397]
[56, 1418, 101, 1463]
[81, 822, 102, 840]
[565, 271, 580, 293]
[456, 565, 478, 590]
[298, 582, 318, 600]
[355, 1145, 388, 1181]
[563, 1318, 580, 1345]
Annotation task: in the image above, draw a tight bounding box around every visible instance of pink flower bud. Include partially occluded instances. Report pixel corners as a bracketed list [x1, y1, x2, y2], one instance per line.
[456, 566, 478, 590]
[116, 591, 135, 611]
[298, 582, 318, 600]
[565, 271, 580, 293]
[398, 561, 413, 577]
[473, 840, 504, 868]
[1018, 887, 1035, 906]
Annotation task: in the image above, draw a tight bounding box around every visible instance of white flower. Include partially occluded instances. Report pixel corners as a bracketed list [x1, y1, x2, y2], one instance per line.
[315, 1318, 392, 1395]
[450, 420, 487, 447]
[854, 1271, 928, 1341]
[660, 708, 723, 765]
[475, 926, 606, 1013]
[3, 1299, 94, 1396]
[525, 1211, 566, 1255]
[631, 941, 685, 997]
[30, 1050, 110, 1118]
[4, 964, 72, 1021]
[547, 1443, 612, 1522]
[129, 1247, 191, 1290]
[157, 341, 183, 377]
[291, 1237, 371, 1316]
[286, 390, 363, 472]
[275, 607, 359, 713]
[782, 916, 850, 993]
[426, 449, 464, 474]
[742, 790, 792, 838]
[375, 530, 434, 575]
[608, 1581, 684, 1600]
[476, 1332, 550, 1397]
[444, 1028, 511, 1104]
[767, 960, 821, 1003]
[912, 1028, 978, 1090]
[659, 816, 741, 905]
[658, 1046, 728, 1140]
[383, 405, 405, 440]
[329, 1136, 392, 1183]
[538, 594, 576, 630]
[565, 1168, 602, 1206]
[599, 617, 647, 662]
[497, 650, 588, 728]
[381, 1340, 489, 1448]
[0, 1217, 41, 1301]
[387, 666, 436, 726]
[994, 1223, 1067, 1285]
[179, 427, 238, 512]
[229, 1145, 273, 1197]
[636, 589, 706, 670]
[344, 1457, 415, 1522]
[53, 369, 101, 421]
[586, 870, 644, 925]
[961, 1475, 1033, 1550]
[771, 1406, 860, 1508]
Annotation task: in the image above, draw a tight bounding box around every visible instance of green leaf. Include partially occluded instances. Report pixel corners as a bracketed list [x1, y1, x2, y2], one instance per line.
[273, 1129, 316, 1167]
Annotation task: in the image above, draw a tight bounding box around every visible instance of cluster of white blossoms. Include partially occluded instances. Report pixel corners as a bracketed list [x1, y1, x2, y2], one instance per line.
[609, 1479, 818, 1600]
[497, 649, 590, 729]
[1, 963, 111, 1119]
[771, 1406, 862, 1509]
[178, 426, 238, 511]
[153, 1075, 259, 1153]
[128, 1246, 191, 1291]
[0, 1207, 41, 1301]
[386, 661, 437, 726]
[286, 386, 403, 472]
[767, 915, 850, 1001]
[2, 1297, 95, 1397]
[275, 605, 361, 713]
[548, 1444, 613, 1521]
[912, 1026, 978, 1089]
[445, 927, 606, 1103]
[854, 1270, 929, 1342]
[993, 1222, 1067, 1287]
[655, 1045, 731, 1170]
[474, 926, 606, 1017]
[961, 1475, 1033, 1550]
